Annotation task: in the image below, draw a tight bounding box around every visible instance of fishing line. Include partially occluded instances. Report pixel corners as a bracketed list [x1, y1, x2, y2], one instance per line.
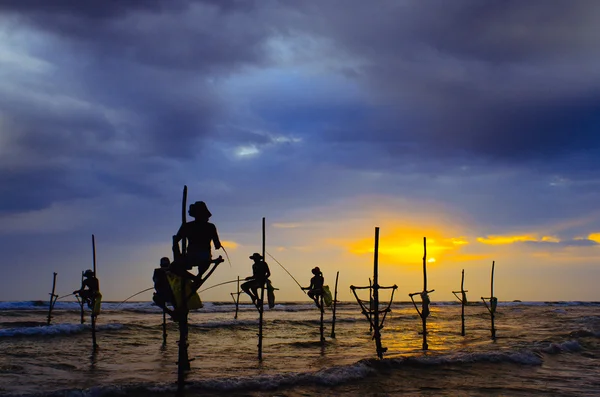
[116, 287, 154, 308]
[198, 279, 240, 293]
[266, 251, 306, 295]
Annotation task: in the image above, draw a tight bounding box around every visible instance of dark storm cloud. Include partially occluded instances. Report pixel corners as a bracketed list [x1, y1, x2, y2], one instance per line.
[281, 0, 600, 169]
[2, 0, 600, 220]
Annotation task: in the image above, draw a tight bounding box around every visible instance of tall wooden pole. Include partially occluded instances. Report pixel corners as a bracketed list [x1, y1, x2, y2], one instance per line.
[460, 269, 465, 336]
[490, 261, 496, 340]
[92, 235, 97, 276]
[422, 237, 428, 351]
[258, 217, 266, 360]
[177, 185, 189, 397]
[234, 276, 240, 319]
[162, 310, 167, 345]
[330, 271, 339, 338]
[368, 278, 373, 334]
[373, 227, 384, 359]
[79, 271, 85, 324]
[319, 294, 325, 343]
[47, 272, 58, 325]
[91, 235, 98, 351]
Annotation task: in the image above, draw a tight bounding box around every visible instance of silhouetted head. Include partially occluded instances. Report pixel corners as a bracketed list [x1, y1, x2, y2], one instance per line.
[188, 201, 212, 220]
[83, 269, 94, 278]
[160, 257, 170, 268]
[249, 253, 263, 262]
[312, 267, 321, 275]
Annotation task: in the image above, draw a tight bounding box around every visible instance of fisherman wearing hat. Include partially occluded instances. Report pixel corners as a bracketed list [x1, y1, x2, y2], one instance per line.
[172, 201, 222, 279]
[73, 269, 100, 309]
[241, 253, 271, 307]
[302, 267, 325, 310]
[152, 257, 176, 319]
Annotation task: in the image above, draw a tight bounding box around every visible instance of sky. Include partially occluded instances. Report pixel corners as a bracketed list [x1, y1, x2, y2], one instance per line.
[1, 0, 600, 303]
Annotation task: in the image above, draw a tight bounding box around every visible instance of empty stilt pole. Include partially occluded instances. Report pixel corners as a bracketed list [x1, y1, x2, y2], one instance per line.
[409, 237, 434, 351]
[330, 271, 339, 339]
[452, 269, 468, 336]
[350, 227, 398, 359]
[231, 276, 241, 319]
[481, 261, 497, 340]
[47, 272, 58, 325]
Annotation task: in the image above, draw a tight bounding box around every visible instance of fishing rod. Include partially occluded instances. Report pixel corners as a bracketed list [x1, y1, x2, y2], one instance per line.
[57, 293, 76, 300]
[198, 279, 240, 293]
[116, 287, 154, 308]
[266, 251, 306, 295]
[221, 246, 233, 268]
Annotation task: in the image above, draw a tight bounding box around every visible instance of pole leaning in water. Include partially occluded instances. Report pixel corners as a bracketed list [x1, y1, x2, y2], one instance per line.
[258, 217, 266, 360]
[47, 272, 58, 325]
[177, 185, 190, 397]
[330, 271, 339, 338]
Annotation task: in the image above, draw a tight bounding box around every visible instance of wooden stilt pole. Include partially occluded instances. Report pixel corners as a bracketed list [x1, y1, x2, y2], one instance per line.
[480, 261, 497, 340]
[350, 227, 397, 359]
[47, 272, 58, 325]
[490, 261, 496, 340]
[330, 271, 339, 338]
[91, 235, 98, 352]
[409, 237, 434, 351]
[421, 237, 427, 350]
[258, 217, 266, 360]
[319, 294, 325, 344]
[368, 278, 373, 334]
[460, 270, 465, 336]
[373, 227, 385, 359]
[78, 271, 85, 324]
[177, 185, 190, 397]
[162, 310, 167, 345]
[451, 269, 468, 336]
[233, 276, 241, 319]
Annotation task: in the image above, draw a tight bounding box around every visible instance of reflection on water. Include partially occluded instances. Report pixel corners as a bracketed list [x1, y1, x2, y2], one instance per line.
[0, 302, 598, 396]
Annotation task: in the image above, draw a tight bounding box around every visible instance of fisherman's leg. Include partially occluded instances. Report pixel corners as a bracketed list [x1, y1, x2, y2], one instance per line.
[241, 281, 256, 302]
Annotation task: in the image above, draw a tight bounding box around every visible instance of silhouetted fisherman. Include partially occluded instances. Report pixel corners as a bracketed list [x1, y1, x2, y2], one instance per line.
[73, 270, 99, 309]
[302, 267, 324, 310]
[153, 257, 177, 320]
[241, 253, 271, 307]
[172, 201, 222, 280]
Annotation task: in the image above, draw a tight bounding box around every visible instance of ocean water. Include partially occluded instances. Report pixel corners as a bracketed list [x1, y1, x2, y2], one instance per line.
[0, 300, 598, 396]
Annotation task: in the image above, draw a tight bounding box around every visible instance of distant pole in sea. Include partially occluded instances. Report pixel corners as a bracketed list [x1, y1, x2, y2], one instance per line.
[481, 261, 497, 340]
[452, 269, 468, 336]
[330, 271, 339, 339]
[47, 272, 58, 325]
[176, 185, 190, 397]
[258, 217, 266, 360]
[409, 237, 435, 350]
[350, 227, 398, 359]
